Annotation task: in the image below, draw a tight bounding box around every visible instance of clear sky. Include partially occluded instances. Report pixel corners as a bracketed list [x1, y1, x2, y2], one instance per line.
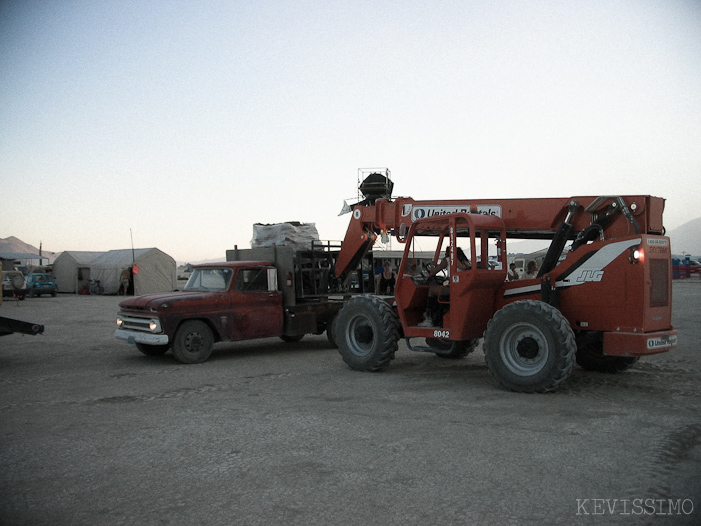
[1, 0, 700, 263]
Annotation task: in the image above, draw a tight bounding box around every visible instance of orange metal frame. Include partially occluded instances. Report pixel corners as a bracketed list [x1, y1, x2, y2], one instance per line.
[336, 194, 676, 357]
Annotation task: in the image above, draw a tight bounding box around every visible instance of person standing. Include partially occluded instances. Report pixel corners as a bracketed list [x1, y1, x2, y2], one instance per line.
[507, 262, 520, 281]
[376, 261, 396, 295]
[521, 260, 538, 280]
[120, 268, 131, 295]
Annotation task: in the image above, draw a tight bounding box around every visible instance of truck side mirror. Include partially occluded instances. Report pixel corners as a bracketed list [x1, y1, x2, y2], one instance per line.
[267, 268, 278, 291]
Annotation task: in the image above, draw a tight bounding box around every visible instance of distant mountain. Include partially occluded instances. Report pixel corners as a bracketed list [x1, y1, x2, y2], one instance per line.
[0, 237, 59, 264]
[668, 218, 701, 256]
[0, 236, 40, 255]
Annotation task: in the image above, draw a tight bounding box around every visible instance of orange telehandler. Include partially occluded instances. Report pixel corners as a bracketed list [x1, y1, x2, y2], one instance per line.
[332, 169, 677, 392]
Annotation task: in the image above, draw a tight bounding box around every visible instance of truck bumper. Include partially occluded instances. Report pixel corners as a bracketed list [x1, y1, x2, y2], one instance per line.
[115, 329, 169, 346]
[604, 329, 678, 357]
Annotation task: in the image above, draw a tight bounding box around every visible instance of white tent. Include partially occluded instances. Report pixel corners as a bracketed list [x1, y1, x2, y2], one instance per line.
[90, 248, 176, 295]
[52, 251, 104, 293]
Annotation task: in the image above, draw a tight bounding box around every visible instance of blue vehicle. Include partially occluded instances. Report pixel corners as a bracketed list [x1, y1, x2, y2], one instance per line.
[25, 273, 58, 297]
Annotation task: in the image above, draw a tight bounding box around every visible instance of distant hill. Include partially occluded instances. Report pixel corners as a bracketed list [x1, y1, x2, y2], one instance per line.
[0, 237, 60, 263]
[0, 236, 41, 255]
[668, 218, 701, 256]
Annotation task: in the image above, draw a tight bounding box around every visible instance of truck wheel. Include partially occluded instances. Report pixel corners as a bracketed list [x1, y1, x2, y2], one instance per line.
[280, 334, 304, 343]
[483, 300, 575, 393]
[136, 343, 169, 356]
[428, 338, 479, 359]
[575, 331, 639, 373]
[336, 295, 399, 371]
[172, 320, 214, 364]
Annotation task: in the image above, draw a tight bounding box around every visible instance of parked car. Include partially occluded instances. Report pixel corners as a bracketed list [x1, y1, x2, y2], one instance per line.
[25, 273, 58, 297]
[2, 271, 28, 300]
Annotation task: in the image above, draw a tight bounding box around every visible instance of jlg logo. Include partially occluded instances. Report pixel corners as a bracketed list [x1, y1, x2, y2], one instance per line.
[576, 270, 604, 283]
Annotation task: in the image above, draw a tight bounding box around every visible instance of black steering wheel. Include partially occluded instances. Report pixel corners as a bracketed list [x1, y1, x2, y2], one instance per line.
[422, 263, 447, 285]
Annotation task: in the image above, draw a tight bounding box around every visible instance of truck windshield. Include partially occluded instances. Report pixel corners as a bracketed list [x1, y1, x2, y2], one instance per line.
[184, 268, 233, 292]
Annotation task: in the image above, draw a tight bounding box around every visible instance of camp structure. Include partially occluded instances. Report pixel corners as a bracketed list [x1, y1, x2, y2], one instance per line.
[90, 248, 177, 295]
[52, 251, 104, 293]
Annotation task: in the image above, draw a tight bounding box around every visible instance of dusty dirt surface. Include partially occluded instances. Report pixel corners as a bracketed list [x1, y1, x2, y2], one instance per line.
[1, 282, 699, 525]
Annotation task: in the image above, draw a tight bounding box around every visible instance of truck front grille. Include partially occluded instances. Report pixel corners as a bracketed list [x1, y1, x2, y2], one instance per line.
[119, 315, 156, 333]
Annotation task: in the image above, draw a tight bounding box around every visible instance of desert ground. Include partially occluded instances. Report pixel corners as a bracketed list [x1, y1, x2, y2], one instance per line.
[0, 282, 699, 525]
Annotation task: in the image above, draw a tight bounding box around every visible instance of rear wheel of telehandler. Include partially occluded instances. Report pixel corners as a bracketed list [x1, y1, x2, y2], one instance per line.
[575, 331, 639, 373]
[172, 320, 214, 364]
[483, 300, 575, 393]
[336, 295, 400, 371]
[427, 338, 479, 359]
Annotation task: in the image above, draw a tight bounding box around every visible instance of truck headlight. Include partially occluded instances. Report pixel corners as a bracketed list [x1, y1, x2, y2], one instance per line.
[149, 319, 162, 333]
[116, 317, 124, 328]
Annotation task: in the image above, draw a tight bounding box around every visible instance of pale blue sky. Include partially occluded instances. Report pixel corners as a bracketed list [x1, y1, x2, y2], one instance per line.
[1, 0, 700, 262]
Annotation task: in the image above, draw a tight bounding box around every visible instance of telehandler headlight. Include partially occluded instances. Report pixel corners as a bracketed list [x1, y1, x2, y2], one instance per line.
[630, 247, 643, 264]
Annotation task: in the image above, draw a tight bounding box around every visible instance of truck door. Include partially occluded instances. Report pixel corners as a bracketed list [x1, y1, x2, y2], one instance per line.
[229, 267, 284, 340]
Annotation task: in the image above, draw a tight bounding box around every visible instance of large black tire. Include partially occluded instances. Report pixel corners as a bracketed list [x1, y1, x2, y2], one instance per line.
[171, 320, 214, 364]
[483, 300, 575, 393]
[136, 343, 169, 356]
[575, 331, 639, 373]
[427, 338, 479, 359]
[335, 295, 400, 371]
[326, 315, 338, 348]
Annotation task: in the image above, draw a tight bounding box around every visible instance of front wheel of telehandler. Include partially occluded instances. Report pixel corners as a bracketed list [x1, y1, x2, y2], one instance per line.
[483, 300, 575, 393]
[335, 296, 400, 371]
[326, 314, 338, 348]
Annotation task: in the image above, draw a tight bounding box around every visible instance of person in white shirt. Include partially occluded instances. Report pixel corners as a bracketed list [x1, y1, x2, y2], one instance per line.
[521, 260, 538, 280]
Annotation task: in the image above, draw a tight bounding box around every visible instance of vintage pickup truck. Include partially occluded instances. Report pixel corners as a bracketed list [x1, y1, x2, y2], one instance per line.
[115, 243, 367, 363]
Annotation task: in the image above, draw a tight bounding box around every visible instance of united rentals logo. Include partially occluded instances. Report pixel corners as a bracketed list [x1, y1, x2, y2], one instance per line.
[410, 205, 502, 221]
[647, 334, 677, 350]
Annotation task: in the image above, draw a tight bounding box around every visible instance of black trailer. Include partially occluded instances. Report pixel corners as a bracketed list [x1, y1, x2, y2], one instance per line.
[0, 316, 45, 337]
